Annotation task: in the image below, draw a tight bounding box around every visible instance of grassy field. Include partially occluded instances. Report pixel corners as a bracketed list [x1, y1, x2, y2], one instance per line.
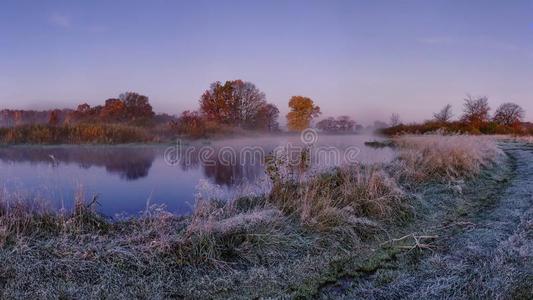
[0, 135, 518, 298]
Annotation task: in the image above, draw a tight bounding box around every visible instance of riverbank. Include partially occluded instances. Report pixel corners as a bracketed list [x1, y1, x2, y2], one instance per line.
[319, 141, 533, 299]
[2, 135, 527, 298]
[0, 123, 311, 145]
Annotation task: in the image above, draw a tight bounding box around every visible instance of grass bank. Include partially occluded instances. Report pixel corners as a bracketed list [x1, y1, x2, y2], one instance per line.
[0, 124, 158, 144]
[0, 135, 505, 298]
[0, 123, 288, 145]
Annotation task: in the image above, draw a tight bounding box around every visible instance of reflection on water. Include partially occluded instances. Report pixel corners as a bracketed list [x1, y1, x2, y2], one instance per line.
[0, 147, 156, 180]
[0, 135, 395, 216]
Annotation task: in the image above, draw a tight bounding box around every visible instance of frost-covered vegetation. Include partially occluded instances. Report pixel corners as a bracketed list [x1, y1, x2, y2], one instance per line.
[0, 135, 515, 298]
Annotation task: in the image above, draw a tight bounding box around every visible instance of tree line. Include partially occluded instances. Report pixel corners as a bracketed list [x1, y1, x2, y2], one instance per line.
[0, 92, 157, 128]
[384, 95, 530, 135]
[0, 79, 345, 141]
[175, 81, 364, 136]
[7, 82, 524, 141]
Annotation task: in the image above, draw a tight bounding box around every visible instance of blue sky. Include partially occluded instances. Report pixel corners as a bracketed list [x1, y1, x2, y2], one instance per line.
[1, 0, 532, 124]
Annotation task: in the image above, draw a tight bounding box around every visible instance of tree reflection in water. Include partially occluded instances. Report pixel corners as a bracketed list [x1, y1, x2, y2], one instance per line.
[0, 145, 267, 186]
[173, 144, 267, 186]
[0, 146, 156, 181]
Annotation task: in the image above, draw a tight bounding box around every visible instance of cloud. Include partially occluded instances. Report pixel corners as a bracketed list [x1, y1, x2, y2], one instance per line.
[417, 37, 454, 45]
[49, 13, 71, 28]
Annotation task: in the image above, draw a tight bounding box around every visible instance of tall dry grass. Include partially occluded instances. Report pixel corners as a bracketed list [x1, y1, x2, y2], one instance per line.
[267, 165, 405, 239]
[178, 201, 303, 265]
[392, 134, 502, 183]
[177, 134, 502, 254]
[0, 123, 152, 144]
[0, 189, 107, 247]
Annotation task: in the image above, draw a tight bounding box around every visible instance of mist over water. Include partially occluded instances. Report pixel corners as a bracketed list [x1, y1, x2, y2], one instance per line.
[0, 134, 394, 217]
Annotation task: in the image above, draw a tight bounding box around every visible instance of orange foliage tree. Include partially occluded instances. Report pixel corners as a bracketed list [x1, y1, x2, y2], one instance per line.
[199, 80, 278, 130]
[286, 96, 321, 131]
[100, 98, 127, 122]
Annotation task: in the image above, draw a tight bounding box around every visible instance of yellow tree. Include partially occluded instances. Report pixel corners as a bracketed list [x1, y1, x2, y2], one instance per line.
[286, 96, 321, 131]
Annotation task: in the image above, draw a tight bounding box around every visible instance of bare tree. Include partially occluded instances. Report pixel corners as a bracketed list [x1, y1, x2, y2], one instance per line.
[433, 104, 453, 123]
[461, 95, 490, 125]
[317, 116, 356, 133]
[255, 103, 280, 131]
[232, 80, 267, 127]
[390, 113, 401, 127]
[337, 116, 356, 132]
[317, 117, 336, 132]
[493, 102, 525, 126]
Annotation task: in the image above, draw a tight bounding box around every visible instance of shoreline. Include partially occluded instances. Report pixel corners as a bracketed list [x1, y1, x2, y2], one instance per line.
[2, 135, 524, 298]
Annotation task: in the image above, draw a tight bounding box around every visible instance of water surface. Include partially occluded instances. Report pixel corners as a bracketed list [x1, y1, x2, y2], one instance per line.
[0, 135, 394, 216]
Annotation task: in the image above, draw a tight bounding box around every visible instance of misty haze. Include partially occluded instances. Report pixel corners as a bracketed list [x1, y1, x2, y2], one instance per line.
[0, 1, 532, 299]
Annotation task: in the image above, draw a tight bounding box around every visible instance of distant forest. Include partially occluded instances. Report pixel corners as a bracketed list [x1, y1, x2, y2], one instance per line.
[1, 81, 531, 144]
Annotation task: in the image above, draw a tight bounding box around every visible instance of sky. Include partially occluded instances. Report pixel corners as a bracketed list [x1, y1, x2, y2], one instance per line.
[1, 0, 533, 124]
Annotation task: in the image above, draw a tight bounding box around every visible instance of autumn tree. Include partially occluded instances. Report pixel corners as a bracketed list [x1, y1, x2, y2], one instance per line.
[68, 103, 99, 123]
[493, 102, 525, 127]
[199, 80, 278, 129]
[119, 92, 155, 121]
[100, 98, 127, 122]
[461, 95, 490, 127]
[286, 96, 321, 131]
[77, 103, 91, 114]
[173, 110, 206, 137]
[66, 93, 153, 125]
[255, 103, 280, 131]
[200, 81, 234, 124]
[433, 104, 453, 123]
